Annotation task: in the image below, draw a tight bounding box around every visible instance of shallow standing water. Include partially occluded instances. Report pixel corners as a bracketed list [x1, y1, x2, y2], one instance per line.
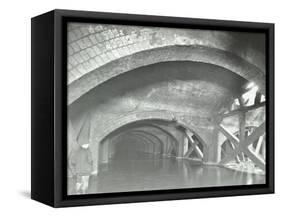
[69, 150, 265, 195]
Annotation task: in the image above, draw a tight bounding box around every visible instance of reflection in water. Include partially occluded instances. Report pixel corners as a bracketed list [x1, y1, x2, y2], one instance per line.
[68, 150, 265, 195]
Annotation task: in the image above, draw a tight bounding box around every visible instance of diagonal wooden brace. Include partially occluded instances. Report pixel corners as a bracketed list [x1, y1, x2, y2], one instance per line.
[218, 122, 265, 170]
[185, 133, 203, 159]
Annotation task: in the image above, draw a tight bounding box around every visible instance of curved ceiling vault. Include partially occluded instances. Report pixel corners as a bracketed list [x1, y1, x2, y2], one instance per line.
[68, 46, 265, 104]
[67, 24, 265, 104]
[69, 61, 248, 119]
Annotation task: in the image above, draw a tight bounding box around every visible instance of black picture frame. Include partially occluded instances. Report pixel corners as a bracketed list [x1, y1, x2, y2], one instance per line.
[31, 9, 274, 207]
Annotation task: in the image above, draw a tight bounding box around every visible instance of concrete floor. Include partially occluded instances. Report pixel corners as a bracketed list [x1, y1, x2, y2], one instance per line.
[68, 149, 265, 195]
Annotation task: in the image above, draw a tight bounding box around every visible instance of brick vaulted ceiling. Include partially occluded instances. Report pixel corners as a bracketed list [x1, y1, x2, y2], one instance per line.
[69, 61, 246, 120]
[67, 23, 266, 105]
[67, 23, 265, 83]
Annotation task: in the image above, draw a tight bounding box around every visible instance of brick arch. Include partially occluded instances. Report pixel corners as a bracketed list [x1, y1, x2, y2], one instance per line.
[101, 118, 179, 145]
[108, 126, 176, 153]
[93, 110, 208, 150]
[136, 124, 179, 146]
[127, 130, 164, 150]
[112, 129, 165, 147]
[113, 132, 159, 150]
[69, 45, 265, 105]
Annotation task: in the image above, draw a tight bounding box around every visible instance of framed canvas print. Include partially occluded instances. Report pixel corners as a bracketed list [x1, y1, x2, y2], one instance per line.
[31, 9, 274, 207]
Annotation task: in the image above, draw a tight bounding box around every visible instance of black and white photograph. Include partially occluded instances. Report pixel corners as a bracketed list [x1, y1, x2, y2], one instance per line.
[67, 22, 267, 195]
[0, 0, 279, 214]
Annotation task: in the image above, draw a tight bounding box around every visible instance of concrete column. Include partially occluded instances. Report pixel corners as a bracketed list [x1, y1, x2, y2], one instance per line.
[203, 128, 220, 164]
[149, 144, 154, 153]
[108, 142, 112, 159]
[108, 140, 115, 159]
[68, 120, 79, 154]
[100, 141, 109, 164]
[153, 142, 156, 155]
[110, 144, 116, 158]
[176, 131, 184, 158]
[67, 120, 79, 178]
[167, 139, 174, 157]
[90, 115, 99, 175]
[183, 136, 189, 156]
[90, 140, 99, 175]
[162, 135, 169, 156]
[143, 143, 147, 153]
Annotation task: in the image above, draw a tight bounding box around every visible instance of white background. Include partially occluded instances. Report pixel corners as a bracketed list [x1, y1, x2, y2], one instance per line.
[0, 0, 279, 216]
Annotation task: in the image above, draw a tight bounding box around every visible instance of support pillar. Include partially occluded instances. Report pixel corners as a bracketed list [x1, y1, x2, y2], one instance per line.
[183, 136, 189, 156]
[90, 115, 99, 175]
[176, 130, 184, 158]
[90, 140, 99, 175]
[145, 143, 150, 153]
[108, 139, 115, 159]
[67, 120, 79, 154]
[149, 143, 154, 153]
[162, 135, 169, 156]
[203, 128, 220, 164]
[100, 141, 109, 164]
[67, 120, 79, 178]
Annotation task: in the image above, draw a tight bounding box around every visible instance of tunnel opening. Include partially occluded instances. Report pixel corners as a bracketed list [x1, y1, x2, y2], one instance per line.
[98, 119, 206, 166]
[88, 119, 220, 193]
